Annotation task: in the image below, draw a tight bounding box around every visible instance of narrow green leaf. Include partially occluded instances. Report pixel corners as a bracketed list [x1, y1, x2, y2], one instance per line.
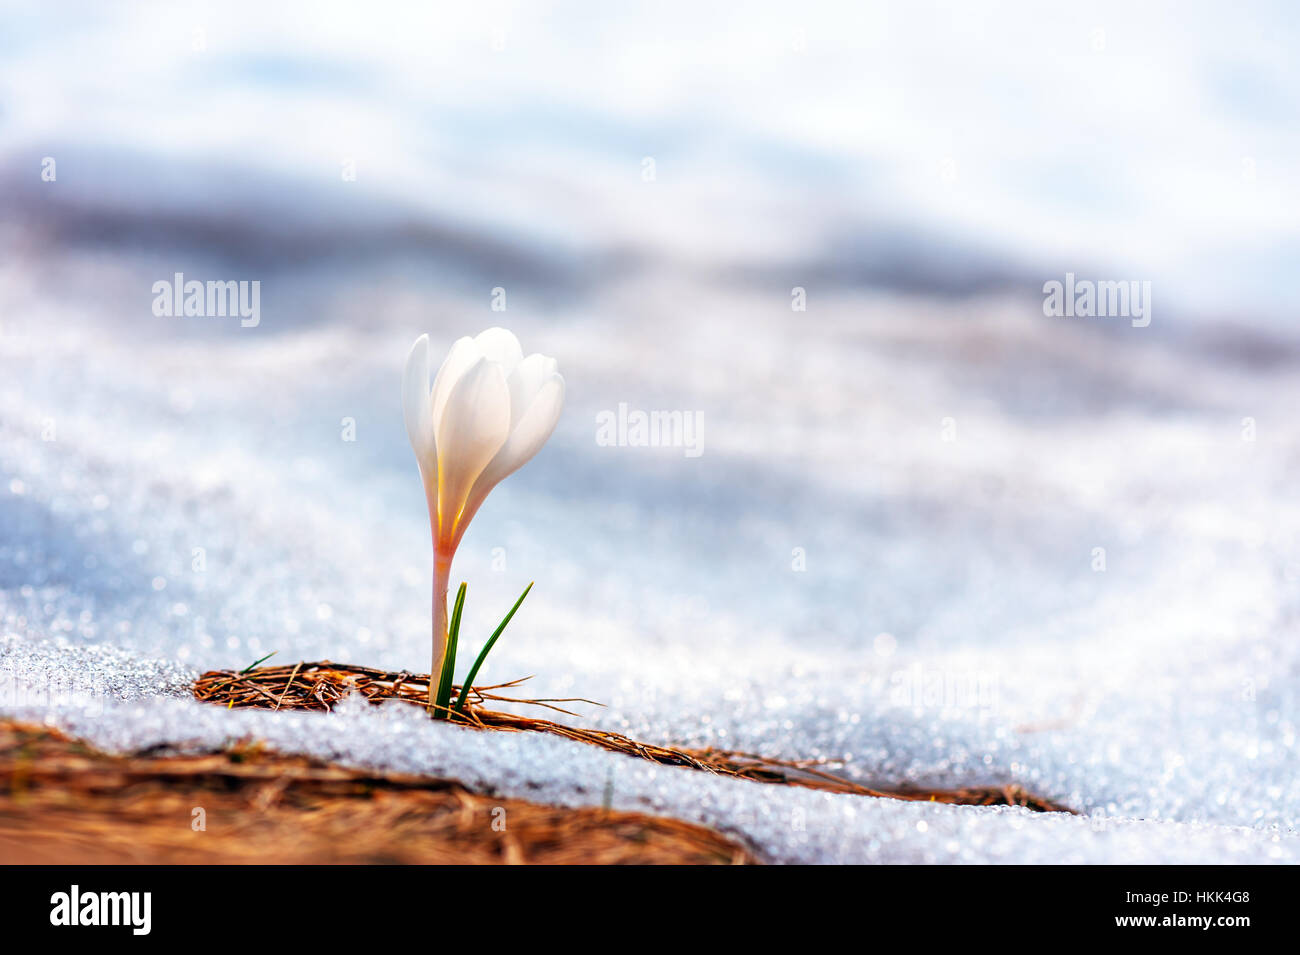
[454, 582, 533, 715]
[433, 582, 467, 719]
[239, 651, 277, 674]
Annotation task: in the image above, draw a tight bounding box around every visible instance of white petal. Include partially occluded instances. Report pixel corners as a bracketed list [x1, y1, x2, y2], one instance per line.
[498, 373, 565, 478]
[429, 336, 480, 443]
[434, 357, 512, 536]
[507, 353, 558, 426]
[453, 373, 564, 548]
[402, 334, 435, 471]
[473, 327, 523, 376]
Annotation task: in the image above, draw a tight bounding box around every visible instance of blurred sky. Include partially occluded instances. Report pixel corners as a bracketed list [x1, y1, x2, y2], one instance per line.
[2, 0, 1298, 321]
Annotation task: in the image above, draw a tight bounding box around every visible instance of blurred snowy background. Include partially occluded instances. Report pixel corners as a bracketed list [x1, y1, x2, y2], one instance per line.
[2, 1, 1299, 862]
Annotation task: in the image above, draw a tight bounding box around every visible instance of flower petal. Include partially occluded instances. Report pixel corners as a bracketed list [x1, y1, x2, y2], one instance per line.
[507, 353, 559, 427]
[402, 334, 435, 472]
[429, 335, 480, 444]
[434, 357, 512, 538]
[473, 327, 524, 377]
[453, 373, 564, 549]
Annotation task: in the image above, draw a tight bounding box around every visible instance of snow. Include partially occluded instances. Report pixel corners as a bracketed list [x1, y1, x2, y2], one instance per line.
[0, 639, 1294, 864]
[3, 282, 1298, 863]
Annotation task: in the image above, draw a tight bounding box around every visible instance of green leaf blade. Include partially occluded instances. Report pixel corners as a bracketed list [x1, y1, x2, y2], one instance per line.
[454, 581, 533, 715]
[239, 651, 277, 674]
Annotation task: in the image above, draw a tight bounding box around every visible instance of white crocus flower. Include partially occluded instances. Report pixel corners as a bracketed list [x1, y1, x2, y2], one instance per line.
[403, 328, 564, 698]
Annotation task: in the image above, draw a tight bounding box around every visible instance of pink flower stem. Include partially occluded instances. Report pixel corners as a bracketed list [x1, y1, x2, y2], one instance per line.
[430, 551, 451, 711]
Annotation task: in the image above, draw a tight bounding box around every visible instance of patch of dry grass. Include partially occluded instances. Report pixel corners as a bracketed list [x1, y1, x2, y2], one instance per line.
[195, 661, 1073, 813]
[0, 720, 755, 865]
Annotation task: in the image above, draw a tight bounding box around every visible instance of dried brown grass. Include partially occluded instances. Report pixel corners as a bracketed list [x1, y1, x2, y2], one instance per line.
[0, 719, 755, 865]
[195, 661, 1073, 813]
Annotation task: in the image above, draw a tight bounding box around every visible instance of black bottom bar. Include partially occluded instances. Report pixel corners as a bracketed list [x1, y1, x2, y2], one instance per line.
[2, 864, 1284, 938]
